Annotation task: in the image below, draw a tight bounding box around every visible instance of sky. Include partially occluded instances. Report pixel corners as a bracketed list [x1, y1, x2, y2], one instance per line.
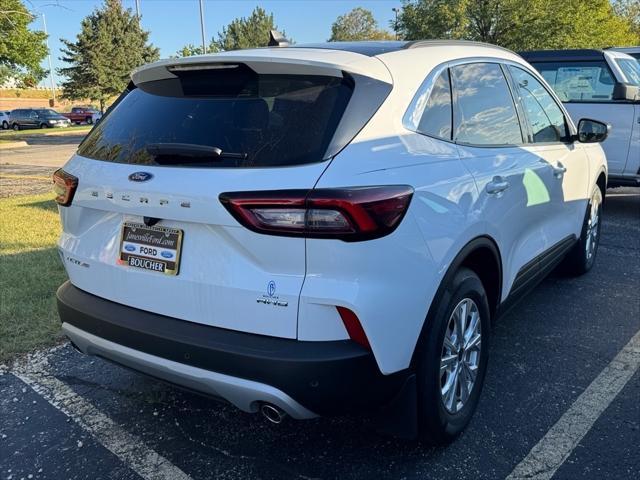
[28, 0, 401, 88]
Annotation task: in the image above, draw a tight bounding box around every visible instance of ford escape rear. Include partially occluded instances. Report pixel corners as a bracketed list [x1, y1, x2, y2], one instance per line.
[56, 40, 608, 443]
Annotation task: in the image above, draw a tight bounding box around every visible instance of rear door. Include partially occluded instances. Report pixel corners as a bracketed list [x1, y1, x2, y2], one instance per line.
[531, 59, 634, 176]
[58, 63, 362, 339]
[450, 61, 553, 296]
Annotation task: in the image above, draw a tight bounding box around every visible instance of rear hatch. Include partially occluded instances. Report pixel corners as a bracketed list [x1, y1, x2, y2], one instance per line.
[58, 51, 391, 339]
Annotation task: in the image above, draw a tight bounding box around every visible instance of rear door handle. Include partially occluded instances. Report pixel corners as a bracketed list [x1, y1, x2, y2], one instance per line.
[551, 162, 567, 178]
[486, 176, 510, 195]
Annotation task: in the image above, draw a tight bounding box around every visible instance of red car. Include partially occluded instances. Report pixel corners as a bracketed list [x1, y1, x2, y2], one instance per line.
[63, 107, 101, 125]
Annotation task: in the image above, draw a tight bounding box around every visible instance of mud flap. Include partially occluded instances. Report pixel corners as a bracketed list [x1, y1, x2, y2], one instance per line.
[371, 373, 418, 439]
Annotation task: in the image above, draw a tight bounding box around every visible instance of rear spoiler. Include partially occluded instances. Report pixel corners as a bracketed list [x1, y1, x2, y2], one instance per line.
[131, 48, 392, 86]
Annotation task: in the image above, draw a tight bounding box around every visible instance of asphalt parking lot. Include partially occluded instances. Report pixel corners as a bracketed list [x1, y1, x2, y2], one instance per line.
[0, 135, 638, 479]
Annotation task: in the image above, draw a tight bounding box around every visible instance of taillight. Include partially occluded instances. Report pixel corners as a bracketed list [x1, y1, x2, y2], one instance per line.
[219, 186, 413, 241]
[53, 169, 78, 206]
[337, 306, 370, 349]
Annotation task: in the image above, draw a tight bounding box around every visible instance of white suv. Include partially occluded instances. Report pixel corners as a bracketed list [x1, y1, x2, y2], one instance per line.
[54, 40, 608, 443]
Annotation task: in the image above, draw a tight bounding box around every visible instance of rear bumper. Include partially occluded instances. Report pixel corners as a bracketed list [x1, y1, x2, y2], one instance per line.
[57, 281, 408, 418]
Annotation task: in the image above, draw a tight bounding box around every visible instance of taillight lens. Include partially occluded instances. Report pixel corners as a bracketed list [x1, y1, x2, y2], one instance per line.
[337, 306, 370, 349]
[53, 169, 78, 206]
[219, 186, 413, 241]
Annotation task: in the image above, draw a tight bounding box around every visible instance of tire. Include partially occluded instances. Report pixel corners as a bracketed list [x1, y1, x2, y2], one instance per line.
[40, 123, 48, 129]
[416, 267, 490, 444]
[12, 123, 19, 131]
[560, 185, 603, 276]
[2, 121, 7, 130]
[86, 116, 93, 125]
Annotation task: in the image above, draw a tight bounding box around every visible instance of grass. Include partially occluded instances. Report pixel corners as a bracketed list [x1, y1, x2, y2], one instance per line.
[0, 193, 67, 362]
[0, 125, 91, 140]
[0, 89, 62, 99]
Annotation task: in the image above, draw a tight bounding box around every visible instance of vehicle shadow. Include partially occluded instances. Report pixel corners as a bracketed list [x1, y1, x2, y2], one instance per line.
[19, 134, 86, 146]
[16, 198, 58, 213]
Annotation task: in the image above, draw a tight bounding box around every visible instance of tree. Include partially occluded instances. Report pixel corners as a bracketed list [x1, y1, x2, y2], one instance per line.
[59, 0, 159, 111]
[177, 6, 288, 56]
[175, 44, 204, 58]
[396, 0, 639, 50]
[0, 0, 48, 87]
[329, 7, 394, 41]
[613, 0, 640, 38]
[213, 6, 287, 51]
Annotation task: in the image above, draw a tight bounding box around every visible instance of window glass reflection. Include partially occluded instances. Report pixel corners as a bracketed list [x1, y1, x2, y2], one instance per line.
[451, 63, 523, 146]
[509, 66, 568, 143]
[418, 70, 452, 140]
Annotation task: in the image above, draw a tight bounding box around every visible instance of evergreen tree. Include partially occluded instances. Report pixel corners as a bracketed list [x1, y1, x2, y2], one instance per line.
[177, 6, 289, 56]
[59, 0, 159, 111]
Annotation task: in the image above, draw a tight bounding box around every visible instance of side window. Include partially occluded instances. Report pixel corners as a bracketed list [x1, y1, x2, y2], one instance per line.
[416, 69, 452, 140]
[451, 62, 523, 146]
[532, 61, 615, 102]
[509, 66, 569, 143]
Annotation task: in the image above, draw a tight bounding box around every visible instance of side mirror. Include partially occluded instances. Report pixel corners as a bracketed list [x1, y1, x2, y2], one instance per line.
[577, 118, 610, 143]
[612, 83, 640, 102]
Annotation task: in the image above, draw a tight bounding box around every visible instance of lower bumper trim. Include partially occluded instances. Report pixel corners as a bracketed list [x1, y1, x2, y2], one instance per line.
[62, 322, 318, 419]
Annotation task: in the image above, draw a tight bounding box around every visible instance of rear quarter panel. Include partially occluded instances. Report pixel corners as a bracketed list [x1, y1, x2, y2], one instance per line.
[301, 49, 498, 374]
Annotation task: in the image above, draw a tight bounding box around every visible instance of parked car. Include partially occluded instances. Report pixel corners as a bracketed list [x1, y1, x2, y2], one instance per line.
[0, 110, 11, 129]
[520, 49, 640, 187]
[91, 110, 103, 124]
[10, 108, 71, 130]
[608, 46, 640, 61]
[54, 39, 608, 443]
[63, 107, 101, 125]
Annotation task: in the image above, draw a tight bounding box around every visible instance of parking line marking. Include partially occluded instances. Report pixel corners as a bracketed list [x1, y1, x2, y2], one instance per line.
[507, 330, 640, 480]
[12, 349, 192, 480]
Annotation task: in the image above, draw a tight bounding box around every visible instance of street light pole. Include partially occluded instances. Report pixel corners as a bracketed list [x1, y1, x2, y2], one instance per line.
[41, 13, 57, 104]
[392, 7, 399, 41]
[135, 0, 141, 21]
[199, 0, 207, 54]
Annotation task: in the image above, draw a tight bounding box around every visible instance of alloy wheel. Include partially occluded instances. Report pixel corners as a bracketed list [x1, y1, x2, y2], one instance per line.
[440, 298, 482, 414]
[585, 188, 602, 261]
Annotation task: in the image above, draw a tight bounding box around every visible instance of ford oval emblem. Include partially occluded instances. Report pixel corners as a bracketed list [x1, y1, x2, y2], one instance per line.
[161, 251, 174, 259]
[124, 244, 136, 252]
[128, 171, 153, 182]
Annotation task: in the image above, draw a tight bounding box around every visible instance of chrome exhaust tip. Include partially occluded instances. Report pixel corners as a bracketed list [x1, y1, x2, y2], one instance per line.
[260, 403, 287, 424]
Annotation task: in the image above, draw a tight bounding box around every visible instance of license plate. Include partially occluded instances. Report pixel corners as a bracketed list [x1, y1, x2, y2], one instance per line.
[118, 222, 183, 275]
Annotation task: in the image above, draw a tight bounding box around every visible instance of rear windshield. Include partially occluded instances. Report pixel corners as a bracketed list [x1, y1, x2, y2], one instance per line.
[78, 65, 354, 168]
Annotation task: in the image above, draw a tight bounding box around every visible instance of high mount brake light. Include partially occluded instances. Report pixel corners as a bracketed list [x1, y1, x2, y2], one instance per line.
[219, 186, 414, 241]
[53, 169, 78, 207]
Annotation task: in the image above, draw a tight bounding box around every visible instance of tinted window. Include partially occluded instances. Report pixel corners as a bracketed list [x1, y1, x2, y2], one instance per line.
[532, 61, 615, 102]
[78, 67, 354, 168]
[451, 63, 522, 145]
[615, 58, 640, 85]
[509, 66, 568, 143]
[417, 69, 452, 140]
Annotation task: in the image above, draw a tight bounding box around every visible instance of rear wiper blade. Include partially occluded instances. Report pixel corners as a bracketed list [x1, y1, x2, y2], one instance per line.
[146, 143, 247, 160]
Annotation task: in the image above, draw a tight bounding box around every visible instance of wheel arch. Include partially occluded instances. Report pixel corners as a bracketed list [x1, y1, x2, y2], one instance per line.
[596, 170, 607, 204]
[410, 235, 502, 365]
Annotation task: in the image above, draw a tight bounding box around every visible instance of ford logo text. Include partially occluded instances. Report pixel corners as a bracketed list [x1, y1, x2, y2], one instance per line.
[128, 172, 154, 182]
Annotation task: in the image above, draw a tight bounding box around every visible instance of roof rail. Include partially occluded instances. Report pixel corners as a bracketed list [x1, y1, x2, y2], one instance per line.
[403, 39, 516, 55]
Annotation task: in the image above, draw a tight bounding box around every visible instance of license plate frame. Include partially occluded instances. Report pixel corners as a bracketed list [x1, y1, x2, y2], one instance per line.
[118, 222, 183, 275]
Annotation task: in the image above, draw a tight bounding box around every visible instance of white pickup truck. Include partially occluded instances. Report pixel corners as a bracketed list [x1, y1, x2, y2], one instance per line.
[521, 49, 640, 188]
